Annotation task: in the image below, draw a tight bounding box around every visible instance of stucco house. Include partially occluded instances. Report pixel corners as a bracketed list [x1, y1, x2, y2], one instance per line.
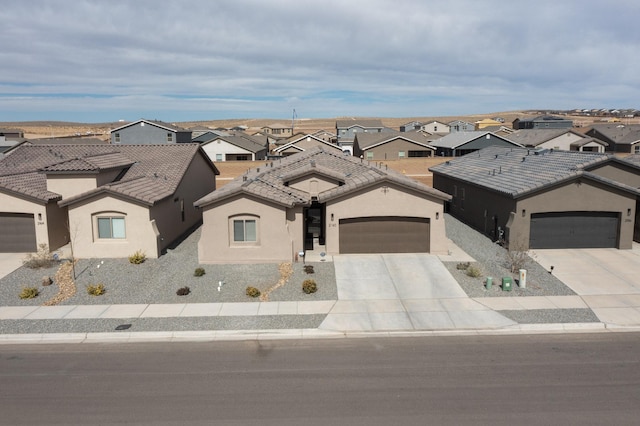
[448, 120, 475, 133]
[399, 121, 423, 132]
[505, 129, 607, 152]
[585, 124, 640, 154]
[335, 119, 393, 154]
[352, 131, 435, 160]
[421, 121, 450, 134]
[0, 144, 218, 257]
[195, 147, 451, 264]
[261, 123, 293, 137]
[199, 133, 267, 162]
[512, 115, 573, 130]
[430, 146, 640, 250]
[428, 131, 523, 157]
[273, 134, 343, 157]
[110, 119, 192, 144]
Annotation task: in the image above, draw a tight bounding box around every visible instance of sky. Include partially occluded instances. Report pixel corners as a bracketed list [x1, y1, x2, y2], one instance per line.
[1, 0, 639, 123]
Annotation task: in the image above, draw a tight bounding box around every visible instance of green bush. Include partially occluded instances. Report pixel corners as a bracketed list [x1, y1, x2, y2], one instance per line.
[302, 279, 317, 294]
[128, 250, 146, 264]
[19, 287, 40, 299]
[176, 286, 191, 296]
[466, 265, 482, 278]
[86, 283, 106, 296]
[246, 286, 261, 298]
[456, 262, 470, 270]
[194, 267, 206, 277]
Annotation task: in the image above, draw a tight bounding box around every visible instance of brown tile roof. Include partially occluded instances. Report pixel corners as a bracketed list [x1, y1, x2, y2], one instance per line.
[354, 131, 434, 150]
[195, 146, 450, 208]
[0, 144, 217, 205]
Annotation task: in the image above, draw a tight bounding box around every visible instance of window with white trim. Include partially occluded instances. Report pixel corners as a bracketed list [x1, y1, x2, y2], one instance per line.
[167, 132, 173, 142]
[97, 216, 126, 239]
[232, 217, 257, 243]
[366, 151, 374, 159]
[114, 133, 121, 143]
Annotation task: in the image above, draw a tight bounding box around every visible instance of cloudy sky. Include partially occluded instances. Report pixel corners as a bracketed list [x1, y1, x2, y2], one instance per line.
[1, 0, 638, 123]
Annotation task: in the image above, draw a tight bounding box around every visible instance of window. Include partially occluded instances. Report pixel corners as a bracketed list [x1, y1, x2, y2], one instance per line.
[398, 151, 405, 158]
[114, 133, 120, 143]
[215, 153, 223, 161]
[635, 145, 640, 154]
[366, 151, 374, 159]
[434, 126, 438, 132]
[233, 219, 256, 242]
[97, 217, 125, 239]
[167, 132, 173, 142]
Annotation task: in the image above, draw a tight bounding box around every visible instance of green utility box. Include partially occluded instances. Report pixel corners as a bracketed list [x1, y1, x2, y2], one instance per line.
[486, 277, 493, 290]
[502, 277, 513, 291]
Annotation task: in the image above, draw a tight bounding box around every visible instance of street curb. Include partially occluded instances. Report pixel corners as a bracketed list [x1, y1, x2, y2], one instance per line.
[0, 322, 634, 345]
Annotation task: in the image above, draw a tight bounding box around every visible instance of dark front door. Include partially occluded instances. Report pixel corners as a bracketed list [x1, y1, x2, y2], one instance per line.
[304, 202, 325, 251]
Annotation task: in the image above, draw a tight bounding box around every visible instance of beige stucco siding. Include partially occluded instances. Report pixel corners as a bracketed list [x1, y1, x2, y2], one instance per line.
[363, 139, 433, 161]
[45, 202, 69, 250]
[510, 180, 636, 249]
[288, 174, 339, 196]
[0, 192, 57, 250]
[198, 195, 304, 264]
[324, 182, 448, 254]
[47, 175, 97, 199]
[588, 163, 640, 188]
[150, 154, 217, 252]
[67, 195, 158, 259]
[537, 133, 585, 151]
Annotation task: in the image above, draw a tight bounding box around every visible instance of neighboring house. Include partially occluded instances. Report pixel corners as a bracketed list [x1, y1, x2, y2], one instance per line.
[512, 115, 573, 130]
[261, 123, 293, 137]
[353, 131, 435, 160]
[428, 131, 523, 157]
[199, 133, 267, 162]
[189, 125, 214, 138]
[0, 144, 218, 257]
[335, 119, 393, 154]
[448, 120, 475, 133]
[399, 121, 423, 132]
[273, 134, 343, 157]
[474, 119, 503, 130]
[505, 129, 606, 152]
[110, 119, 192, 144]
[0, 129, 25, 139]
[311, 129, 336, 143]
[195, 147, 451, 264]
[421, 121, 450, 134]
[191, 130, 230, 143]
[430, 146, 639, 250]
[585, 124, 640, 154]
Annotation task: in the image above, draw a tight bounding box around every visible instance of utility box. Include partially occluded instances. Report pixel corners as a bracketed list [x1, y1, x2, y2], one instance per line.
[486, 277, 493, 290]
[519, 269, 527, 288]
[502, 277, 513, 291]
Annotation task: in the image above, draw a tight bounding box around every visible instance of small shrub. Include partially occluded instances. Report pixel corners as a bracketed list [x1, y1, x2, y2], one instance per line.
[246, 286, 261, 298]
[86, 283, 105, 296]
[176, 286, 191, 296]
[23, 244, 56, 269]
[466, 265, 482, 278]
[303, 265, 315, 274]
[194, 267, 206, 277]
[19, 287, 40, 299]
[41, 276, 53, 286]
[302, 279, 317, 294]
[456, 262, 470, 270]
[128, 250, 146, 264]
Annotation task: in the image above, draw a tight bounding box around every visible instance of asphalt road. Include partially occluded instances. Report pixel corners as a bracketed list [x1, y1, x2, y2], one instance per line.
[1, 333, 640, 425]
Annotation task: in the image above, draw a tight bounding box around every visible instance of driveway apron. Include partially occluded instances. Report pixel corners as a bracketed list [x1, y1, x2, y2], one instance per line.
[320, 254, 516, 332]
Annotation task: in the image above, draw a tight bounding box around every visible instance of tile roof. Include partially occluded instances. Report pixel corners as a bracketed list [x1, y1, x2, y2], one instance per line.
[335, 119, 385, 129]
[588, 124, 640, 145]
[354, 131, 434, 150]
[429, 145, 638, 197]
[0, 144, 216, 205]
[195, 146, 450, 208]
[429, 131, 521, 149]
[504, 129, 586, 147]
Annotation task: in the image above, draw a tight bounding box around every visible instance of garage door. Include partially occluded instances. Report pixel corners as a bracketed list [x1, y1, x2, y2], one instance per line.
[529, 212, 619, 249]
[339, 216, 430, 254]
[0, 213, 37, 252]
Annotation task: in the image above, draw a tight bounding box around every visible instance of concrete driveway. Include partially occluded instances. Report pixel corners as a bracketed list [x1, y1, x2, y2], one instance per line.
[0, 252, 26, 279]
[319, 253, 516, 332]
[532, 245, 640, 327]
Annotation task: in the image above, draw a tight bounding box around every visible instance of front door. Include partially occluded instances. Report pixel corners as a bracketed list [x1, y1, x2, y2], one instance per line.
[304, 202, 325, 251]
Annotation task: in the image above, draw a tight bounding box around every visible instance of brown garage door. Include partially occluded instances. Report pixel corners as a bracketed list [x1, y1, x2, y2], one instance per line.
[339, 216, 430, 254]
[0, 213, 37, 252]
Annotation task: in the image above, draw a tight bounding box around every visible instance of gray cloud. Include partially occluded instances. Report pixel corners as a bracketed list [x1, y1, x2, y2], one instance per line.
[1, 0, 638, 121]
